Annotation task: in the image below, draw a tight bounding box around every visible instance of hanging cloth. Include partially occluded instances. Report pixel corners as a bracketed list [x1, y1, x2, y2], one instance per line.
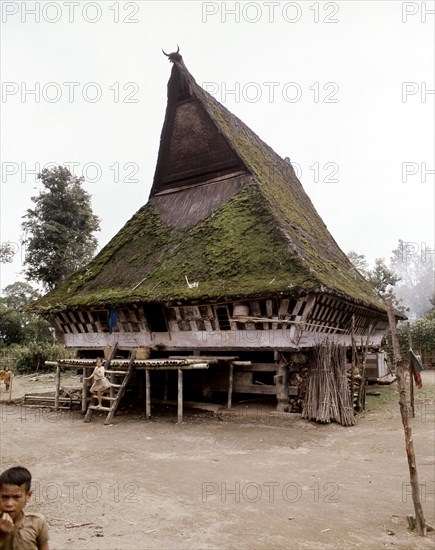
[409, 349, 423, 388]
[108, 308, 119, 333]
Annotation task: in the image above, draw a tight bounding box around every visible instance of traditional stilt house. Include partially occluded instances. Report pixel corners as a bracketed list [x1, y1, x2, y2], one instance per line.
[32, 52, 395, 414]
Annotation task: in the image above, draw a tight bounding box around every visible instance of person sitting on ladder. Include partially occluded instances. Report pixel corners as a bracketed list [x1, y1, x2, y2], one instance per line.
[85, 358, 112, 408]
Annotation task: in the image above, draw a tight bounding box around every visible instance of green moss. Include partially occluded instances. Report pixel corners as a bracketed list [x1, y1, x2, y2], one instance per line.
[31, 63, 385, 315]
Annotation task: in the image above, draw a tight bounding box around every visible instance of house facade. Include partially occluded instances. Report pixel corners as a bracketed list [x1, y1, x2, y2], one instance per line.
[33, 53, 393, 408]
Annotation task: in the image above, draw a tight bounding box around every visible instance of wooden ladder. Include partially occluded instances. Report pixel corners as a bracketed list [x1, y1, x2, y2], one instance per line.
[84, 349, 136, 425]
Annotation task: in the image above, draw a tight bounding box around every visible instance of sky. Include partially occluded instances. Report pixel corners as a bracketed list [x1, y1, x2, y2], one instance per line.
[0, 0, 434, 294]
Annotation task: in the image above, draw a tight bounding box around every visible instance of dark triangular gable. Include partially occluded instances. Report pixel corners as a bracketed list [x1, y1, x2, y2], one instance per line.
[150, 65, 248, 196]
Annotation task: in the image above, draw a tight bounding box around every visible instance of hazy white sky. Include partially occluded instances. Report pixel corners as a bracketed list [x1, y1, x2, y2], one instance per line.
[1, 0, 434, 293]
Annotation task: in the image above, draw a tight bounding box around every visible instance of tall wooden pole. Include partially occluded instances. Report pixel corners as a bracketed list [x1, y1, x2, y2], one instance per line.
[386, 297, 426, 536]
[407, 322, 415, 418]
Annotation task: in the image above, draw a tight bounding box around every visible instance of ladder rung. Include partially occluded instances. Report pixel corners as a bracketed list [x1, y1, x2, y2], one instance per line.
[88, 405, 112, 412]
[110, 383, 122, 388]
[102, 396, 117, 401]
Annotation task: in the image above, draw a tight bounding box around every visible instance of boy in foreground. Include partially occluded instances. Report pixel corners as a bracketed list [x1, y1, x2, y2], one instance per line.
[0, 467, 49, 550]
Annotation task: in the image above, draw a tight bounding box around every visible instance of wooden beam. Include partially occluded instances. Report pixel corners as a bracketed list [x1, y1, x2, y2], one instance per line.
[275, 352, 289, 412]
[136, 363, 208, 371]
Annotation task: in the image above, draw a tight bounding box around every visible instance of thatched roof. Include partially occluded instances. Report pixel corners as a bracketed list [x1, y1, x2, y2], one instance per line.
[31, 55, 386, 315]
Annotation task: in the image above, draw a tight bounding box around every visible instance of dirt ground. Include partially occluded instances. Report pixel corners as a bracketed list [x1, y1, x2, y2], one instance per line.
[0, 371, 434, 550]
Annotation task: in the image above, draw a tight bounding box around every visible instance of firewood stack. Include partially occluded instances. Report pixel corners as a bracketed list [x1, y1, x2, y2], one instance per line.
[302, 342, 355, 426]
[288, 368, 309, 412]
[60, 386, 82, 401]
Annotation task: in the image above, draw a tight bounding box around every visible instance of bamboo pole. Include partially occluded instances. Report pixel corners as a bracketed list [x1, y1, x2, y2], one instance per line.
[386, 297, 426, 536]
[145, 369, 151, 419]
[177, 369, 183, 424]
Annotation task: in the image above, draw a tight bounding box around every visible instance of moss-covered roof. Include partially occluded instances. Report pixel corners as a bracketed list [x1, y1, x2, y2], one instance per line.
[31, 57, 386, 315]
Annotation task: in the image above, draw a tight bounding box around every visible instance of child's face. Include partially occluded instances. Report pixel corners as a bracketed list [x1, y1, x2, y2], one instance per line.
[0, 484, 31, 521]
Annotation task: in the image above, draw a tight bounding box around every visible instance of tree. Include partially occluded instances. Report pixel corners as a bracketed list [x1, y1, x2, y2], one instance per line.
[347, 251, 406, 314]
[0, 306, 26, 345]
[347, 250, 369, 276]
[390, 240, 435, 319]
[366, 258, 400, 296]
[21, 166, 100, 290]
[0, 242, 15, 263]
[1, 282, 41, 309]
[347, 252, 400, 295]
[0, 282, 52, 345]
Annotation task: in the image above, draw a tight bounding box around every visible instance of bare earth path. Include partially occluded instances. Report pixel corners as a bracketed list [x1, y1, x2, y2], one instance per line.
[0, 371, 434, 550]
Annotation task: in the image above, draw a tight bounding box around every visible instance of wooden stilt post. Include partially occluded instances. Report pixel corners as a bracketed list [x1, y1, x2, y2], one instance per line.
[275, 352, 289, 412]
[407, 322, 415, 418]
[386, 297, 427, 536]
[8, 372, 14, 403]
[227, 363, 234, 409]
[82, 367, 89, 413]
[177, 369, 183, 423]
[54, 363, 60, 412]
[362, 325, 371, 412]
[145, 369, 151, 419]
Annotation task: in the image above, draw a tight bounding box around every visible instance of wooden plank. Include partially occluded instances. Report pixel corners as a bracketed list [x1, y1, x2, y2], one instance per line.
[136, 363, 209, 371]
[232, 384, 277, 395]
[223, 362, 279, 372]
[23, 396, 76, 403]
[169, 356, 238, 363]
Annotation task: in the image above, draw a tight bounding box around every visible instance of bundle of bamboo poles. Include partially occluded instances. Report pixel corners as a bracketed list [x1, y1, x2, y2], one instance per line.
[302, 341, 355, 426]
